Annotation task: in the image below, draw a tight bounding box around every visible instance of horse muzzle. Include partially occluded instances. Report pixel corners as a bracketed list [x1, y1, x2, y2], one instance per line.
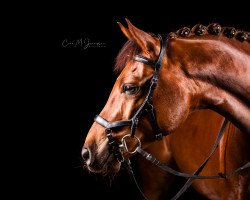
[81, 144, 121, 174]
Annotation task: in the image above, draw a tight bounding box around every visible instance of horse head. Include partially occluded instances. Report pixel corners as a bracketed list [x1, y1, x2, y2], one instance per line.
[81, 19, 192, 174]
[82, 19, 250, 175]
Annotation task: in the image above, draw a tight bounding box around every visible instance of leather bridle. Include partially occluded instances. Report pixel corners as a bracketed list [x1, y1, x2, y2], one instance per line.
[94, 34, 167, 161]
[93, 34, 250, 200]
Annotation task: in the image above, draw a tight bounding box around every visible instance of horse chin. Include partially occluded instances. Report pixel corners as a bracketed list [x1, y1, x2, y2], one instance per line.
[104, 157, 121, 175]
[86, 152, 121, 175]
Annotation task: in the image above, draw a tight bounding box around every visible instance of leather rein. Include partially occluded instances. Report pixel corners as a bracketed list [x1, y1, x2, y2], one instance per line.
[94, 34, 250, 200]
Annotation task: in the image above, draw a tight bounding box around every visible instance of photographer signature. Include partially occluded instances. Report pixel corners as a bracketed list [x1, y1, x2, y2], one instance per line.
[62, 38, 106, 50]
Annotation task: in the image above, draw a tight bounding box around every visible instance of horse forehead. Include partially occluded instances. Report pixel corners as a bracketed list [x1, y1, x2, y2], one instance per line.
[117, 61, 148, 81]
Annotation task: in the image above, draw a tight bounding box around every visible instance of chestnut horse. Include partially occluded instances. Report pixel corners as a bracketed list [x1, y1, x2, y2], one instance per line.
[82, 19, 250, 199]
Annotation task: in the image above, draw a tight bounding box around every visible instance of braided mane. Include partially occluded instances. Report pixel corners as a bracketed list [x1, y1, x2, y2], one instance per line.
[170, 23, 250, 42]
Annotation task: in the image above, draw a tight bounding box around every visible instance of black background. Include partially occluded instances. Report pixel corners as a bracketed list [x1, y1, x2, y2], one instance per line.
[19, 5, 249, 200]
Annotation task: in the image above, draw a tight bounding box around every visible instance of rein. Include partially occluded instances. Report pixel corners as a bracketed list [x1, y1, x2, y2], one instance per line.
[94, 34, 250, 200]
[133, 119, 250, 200]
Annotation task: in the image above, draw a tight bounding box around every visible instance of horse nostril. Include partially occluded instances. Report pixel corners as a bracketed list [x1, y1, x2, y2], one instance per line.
[82, 147, 90, 162]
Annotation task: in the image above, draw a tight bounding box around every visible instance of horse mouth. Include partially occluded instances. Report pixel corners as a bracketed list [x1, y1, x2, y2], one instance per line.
[86, 152, 121, 175]
[84, 140, 122, 175]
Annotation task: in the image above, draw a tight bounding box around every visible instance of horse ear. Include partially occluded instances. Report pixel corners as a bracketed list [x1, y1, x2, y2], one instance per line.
[125, 18, 157, 52]
[117, 22, 132, 40]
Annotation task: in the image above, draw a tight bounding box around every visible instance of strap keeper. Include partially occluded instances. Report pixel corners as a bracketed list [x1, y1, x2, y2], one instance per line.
[218, 172, 227, 179]
[151, 77, 158, 84]
[155, 133, 163, 140]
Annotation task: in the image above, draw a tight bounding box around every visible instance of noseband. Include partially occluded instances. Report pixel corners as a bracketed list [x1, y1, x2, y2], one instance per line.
[94, 34, 168, 161]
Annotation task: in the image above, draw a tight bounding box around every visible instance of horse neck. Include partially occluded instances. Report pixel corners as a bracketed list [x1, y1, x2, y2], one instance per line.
[204, 87, 250, 133]
[167, 36, 250, 133]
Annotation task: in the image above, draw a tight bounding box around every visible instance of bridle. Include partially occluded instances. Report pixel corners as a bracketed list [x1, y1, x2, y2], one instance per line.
[94, 34, 167, 161]
[93, 34, 250, 200]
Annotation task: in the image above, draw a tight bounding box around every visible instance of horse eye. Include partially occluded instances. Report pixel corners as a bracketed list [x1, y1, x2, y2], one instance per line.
[122, 84, 140, 95]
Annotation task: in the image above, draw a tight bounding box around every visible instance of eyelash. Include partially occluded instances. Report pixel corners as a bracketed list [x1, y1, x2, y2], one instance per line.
[122, 84, 140, 95]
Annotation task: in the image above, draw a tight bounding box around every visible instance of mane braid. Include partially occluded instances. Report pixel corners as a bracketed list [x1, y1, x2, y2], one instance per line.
[171, 23, 249, 42]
